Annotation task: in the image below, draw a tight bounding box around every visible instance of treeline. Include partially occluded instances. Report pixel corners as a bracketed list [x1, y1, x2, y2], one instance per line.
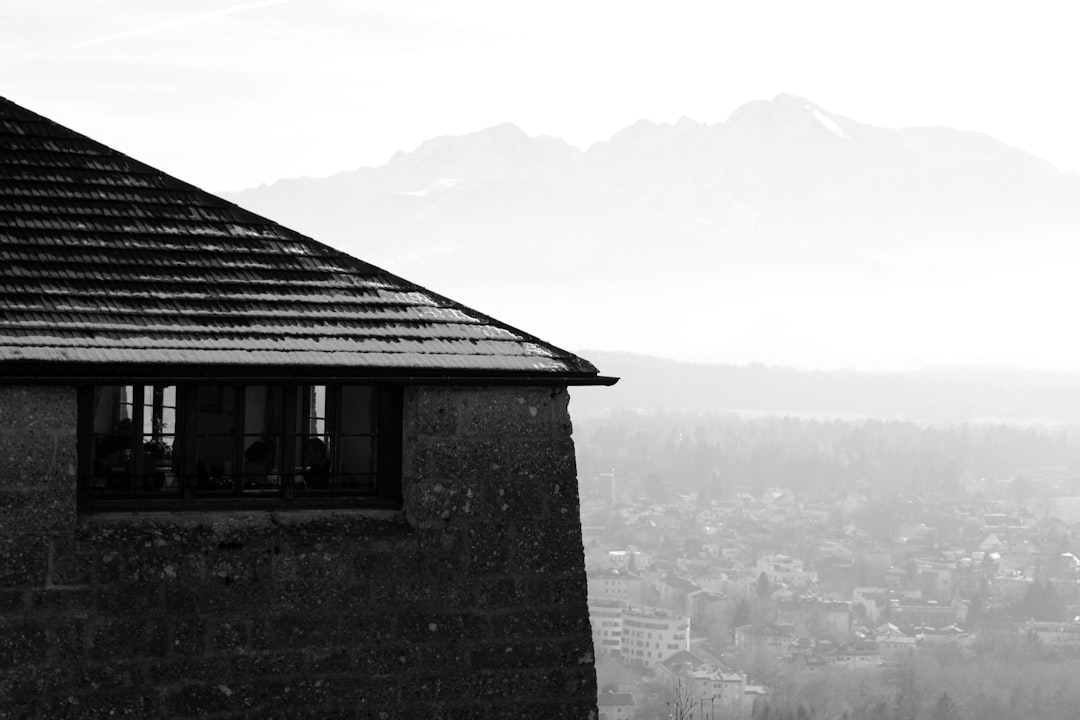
[574, 411, 1080, 501]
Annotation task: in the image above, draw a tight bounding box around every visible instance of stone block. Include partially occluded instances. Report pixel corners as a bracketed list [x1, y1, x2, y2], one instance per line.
[0, 589, 24, 615]
[145, 656, 231, 686]
[559, 634, 597, 669]
[395, 609, 467, 644]
[414, 440, 503, 483]
[164, 584, 211, 615]
[328, 612, 399, 646]
[0, 487, 74, 533]
[460, 388, 557, 439]
[519, 573, 589, 607]
[399, 673, 470, 703]
[466, 523, 512, 576]
[0, 431, 49, 486]
[491, 608, 591, 640]
[468, 640, 560, 670]
[207, 618, 249, 653]
[355, 642, 410, 675]
[472, 577, 520, 610]
[506, 438, 577, 483]
[30, 587, 97, 614]
[224, 651, 301, 680]
[77, 660, 143, 692]
[202, 578, 272, 615]
[512, 522, 586, 575]
[307, 648, 354, 675]
[407, 477, 484, 523]
[164, 682, 244, 717]
[40, 691, 161, 720]
[463, 669, 561, 703]
[169, 617, 207, 656]
[273, 548, 348, 583]
[484, 476, 544, 519]
[0, 535, 49, 587]
[50, 534, 95, 586]
[404, 387, 459, 437]
[96, 582, 163, 615]
[0, 664, 69, 709]
[0, 386, 76, 433]
[47, 616, 87, 662]
[488, 701, 567, 720]
[0, 618, 46, 668]
[88, 617, 167, 661]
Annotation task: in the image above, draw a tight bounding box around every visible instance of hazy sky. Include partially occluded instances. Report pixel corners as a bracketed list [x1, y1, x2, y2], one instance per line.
[4, 1, 1080, 373]
[3, 1, 1077, 192]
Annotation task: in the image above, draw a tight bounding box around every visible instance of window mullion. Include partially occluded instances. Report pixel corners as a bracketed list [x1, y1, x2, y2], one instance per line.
[181, 386, 198, 499]
[130, 385, 145, 494]
[282, 386, 298, 498]
[233, 385, 246, 495]
[322, 384, 335, 487]
[152, 385, 164, 443]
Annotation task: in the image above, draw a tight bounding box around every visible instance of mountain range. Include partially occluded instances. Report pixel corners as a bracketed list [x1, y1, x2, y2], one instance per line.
[222, 94, 1080, 372]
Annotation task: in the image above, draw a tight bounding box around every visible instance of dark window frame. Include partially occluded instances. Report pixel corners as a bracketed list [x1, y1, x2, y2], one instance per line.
[77, 382, 402, 511]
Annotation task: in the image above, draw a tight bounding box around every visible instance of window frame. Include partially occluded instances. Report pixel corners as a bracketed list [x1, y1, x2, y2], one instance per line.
[77, 381, 402, 511]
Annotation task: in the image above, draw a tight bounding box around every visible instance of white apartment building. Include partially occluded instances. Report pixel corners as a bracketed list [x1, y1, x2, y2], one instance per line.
[755, 554, 818, 587]
[621, 605, 690, 668]
[588, 597, 624, 657]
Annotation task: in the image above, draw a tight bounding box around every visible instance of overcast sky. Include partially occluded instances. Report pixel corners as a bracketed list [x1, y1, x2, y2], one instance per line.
[3, 1, 1077, 192]
[4, 1, 1079, 374]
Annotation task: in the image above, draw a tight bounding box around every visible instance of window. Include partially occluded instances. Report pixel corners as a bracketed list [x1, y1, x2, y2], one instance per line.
[78, 383, 402, 508]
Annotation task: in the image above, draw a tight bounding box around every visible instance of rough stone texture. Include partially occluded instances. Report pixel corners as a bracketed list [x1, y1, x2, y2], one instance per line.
[0, 384, 597, 719]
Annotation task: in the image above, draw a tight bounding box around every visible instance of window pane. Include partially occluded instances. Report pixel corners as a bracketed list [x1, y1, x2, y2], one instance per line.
[339, 436, 374, 476]
[141, 385, 177, 436]
[91, 386, 135, 491]
[195, 385, 237, 491]
[141, 434, 179, 493]
[242, 435, 280, 492]
[197, 385, 236, 430]
[297, 435, 331, 489]
[308, 385, 326, 437]
[241, 386, 283, 494]
[245, 386, 283, 437]
[340, 386, 374, 434]
[196, 437, 235, 491]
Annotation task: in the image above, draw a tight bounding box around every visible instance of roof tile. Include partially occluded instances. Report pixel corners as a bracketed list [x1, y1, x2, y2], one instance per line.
[0, 96, 598, 378]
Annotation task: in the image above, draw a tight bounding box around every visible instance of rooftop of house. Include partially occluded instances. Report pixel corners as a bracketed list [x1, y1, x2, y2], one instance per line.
[0, 96, 608, 382]
[660, 650, 705, 669]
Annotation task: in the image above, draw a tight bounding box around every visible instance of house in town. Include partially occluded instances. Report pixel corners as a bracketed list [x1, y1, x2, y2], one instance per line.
[0, 96, 615, 718]
[597, 691, 637, 720]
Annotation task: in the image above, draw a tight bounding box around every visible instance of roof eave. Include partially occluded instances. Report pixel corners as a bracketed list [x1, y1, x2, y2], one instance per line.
[0, 360, 619, 387]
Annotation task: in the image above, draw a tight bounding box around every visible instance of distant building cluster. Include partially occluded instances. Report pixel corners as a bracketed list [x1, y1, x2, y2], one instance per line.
[588, 597, 689, 668]
[582, 470, 1080, 717]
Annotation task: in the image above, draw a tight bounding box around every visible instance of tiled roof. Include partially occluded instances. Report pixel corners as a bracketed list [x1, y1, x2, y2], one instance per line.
[0, 97, 601, 379]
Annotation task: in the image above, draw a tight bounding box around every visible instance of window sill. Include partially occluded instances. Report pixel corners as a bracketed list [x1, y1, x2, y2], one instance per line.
[77, 496, 402, 515]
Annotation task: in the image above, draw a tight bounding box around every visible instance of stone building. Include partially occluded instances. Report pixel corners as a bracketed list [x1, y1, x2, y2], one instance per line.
[0, 97, 615, 718]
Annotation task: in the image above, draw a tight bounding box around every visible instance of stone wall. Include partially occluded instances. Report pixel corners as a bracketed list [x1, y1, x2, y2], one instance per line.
[0, 384, 597, 719]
